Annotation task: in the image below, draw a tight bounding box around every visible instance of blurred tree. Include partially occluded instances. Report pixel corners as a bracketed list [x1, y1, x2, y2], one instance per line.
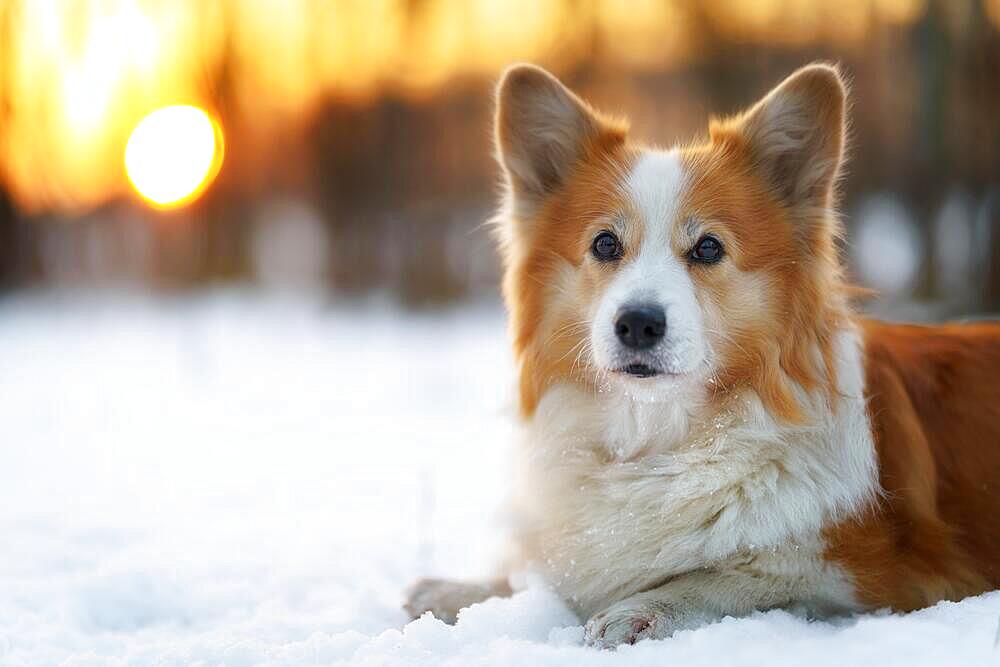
[0, 188, 18, 291]
[311, 82, 493, 304]
[196, 2, 252, 286]
[0, 2, 20, 290]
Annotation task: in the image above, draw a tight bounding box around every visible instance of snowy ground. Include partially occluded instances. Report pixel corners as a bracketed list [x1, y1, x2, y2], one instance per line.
[1, 292, 998, 666]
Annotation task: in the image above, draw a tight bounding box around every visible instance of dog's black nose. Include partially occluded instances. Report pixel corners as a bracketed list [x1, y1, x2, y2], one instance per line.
[614, 305, 666, 350]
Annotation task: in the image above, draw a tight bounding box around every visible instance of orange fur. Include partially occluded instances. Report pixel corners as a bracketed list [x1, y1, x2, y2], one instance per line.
[501, 134, 635, 414]
[825, 320, 1000, 609]
[679, 140, 847, 423]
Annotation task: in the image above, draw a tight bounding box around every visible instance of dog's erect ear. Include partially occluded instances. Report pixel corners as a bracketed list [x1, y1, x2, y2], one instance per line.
[495, 64, 622, 214]
[715, 63, 847, 209]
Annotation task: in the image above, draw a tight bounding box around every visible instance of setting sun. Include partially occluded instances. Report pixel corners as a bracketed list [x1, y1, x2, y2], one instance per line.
[124, 105, 223, 209]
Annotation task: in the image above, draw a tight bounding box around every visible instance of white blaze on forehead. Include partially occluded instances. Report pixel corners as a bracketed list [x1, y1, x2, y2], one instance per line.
[611, 148, 694, 308]
[625, 149, 688, 249]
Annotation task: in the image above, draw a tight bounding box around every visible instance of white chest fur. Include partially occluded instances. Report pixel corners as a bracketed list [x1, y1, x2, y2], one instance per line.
[510, 329, 878, 618]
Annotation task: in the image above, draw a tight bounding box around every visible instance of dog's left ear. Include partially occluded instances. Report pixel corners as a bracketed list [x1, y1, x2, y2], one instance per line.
[714, 63, 847, 209]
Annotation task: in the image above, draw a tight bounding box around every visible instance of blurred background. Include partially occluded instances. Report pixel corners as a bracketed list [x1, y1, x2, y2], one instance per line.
[0, 0, 998, 316]
[2, 4, 1000, 661]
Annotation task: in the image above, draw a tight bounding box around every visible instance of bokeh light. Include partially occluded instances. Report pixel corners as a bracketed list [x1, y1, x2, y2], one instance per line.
[124, 105, 223, 209]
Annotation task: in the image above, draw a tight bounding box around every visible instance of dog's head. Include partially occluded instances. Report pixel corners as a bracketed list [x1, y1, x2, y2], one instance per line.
[495, 64, 849, 424]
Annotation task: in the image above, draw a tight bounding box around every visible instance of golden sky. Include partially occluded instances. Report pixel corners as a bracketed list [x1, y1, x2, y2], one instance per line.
[0, 0, 935, 215]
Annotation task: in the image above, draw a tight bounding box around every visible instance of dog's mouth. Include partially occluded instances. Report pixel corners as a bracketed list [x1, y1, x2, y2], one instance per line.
[616, 363, 662, 378]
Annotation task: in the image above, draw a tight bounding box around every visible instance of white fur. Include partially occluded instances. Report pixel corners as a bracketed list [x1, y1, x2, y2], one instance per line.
[511, 324, 878, 633]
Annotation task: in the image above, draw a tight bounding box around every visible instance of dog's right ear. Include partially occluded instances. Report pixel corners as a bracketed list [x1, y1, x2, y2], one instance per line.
[495, 64, 624, 215]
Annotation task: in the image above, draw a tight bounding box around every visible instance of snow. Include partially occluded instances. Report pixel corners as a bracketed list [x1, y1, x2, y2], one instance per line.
[1, 292, 998, 666]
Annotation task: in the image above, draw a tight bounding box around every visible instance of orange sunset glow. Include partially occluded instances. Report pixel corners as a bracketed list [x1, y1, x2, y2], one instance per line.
[0, 0, 947, 216]
[124, 106, 223, 209]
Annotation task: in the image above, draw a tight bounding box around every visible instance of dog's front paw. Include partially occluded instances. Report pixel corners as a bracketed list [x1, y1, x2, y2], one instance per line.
[403, 578, 501, 624]
[584, 598, 671, 649]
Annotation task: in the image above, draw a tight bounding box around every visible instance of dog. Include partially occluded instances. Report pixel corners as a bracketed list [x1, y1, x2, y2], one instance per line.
[404, 62, 1000, 648]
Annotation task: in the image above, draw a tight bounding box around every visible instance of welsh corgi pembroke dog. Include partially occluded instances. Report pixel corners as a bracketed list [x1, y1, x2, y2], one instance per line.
[404, 63, 1000, 648]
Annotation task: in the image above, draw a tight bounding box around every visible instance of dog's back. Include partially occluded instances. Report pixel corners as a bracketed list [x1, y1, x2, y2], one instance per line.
[826, 320, 1000, 609]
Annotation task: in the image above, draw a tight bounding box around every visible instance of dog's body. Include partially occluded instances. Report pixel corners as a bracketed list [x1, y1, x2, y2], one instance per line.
[405, 63, 1000, 647]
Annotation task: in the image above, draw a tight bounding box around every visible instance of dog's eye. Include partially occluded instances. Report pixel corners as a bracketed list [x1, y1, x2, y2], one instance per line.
[591, 231, 623, 262]
[690, 235, 724, 263]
